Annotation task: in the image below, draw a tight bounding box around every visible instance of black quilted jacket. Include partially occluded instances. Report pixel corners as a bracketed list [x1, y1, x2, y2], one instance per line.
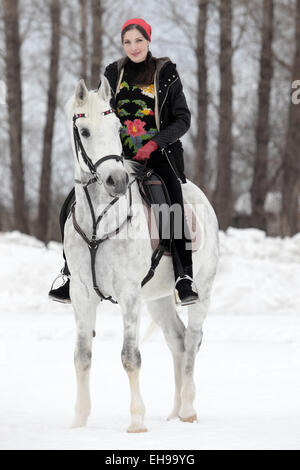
[99, 55, 191, 183]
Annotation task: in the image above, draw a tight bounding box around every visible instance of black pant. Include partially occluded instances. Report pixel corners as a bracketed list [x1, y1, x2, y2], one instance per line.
[59, 156, 192, 279]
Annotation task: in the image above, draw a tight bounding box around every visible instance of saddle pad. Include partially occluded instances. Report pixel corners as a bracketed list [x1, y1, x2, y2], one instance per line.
[141, 197, 201, 256]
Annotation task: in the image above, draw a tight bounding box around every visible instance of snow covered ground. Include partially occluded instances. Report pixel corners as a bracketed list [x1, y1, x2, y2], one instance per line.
[0, 228, 299, 450]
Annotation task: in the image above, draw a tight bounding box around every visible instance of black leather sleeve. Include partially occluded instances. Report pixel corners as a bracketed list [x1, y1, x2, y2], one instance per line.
[152, 70, 191, 150]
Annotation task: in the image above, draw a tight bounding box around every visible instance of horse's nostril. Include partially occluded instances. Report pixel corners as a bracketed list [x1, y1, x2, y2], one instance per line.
[125, 173, 129, 185]
[106, 175, 114, 186]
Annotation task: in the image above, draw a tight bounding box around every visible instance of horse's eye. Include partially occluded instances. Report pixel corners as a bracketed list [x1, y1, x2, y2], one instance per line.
[81, 128, 90, 138]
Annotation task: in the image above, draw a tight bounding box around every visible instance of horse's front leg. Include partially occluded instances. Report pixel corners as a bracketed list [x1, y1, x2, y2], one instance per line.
[71, 281, 97, 428]
[120, 295, 147, 433]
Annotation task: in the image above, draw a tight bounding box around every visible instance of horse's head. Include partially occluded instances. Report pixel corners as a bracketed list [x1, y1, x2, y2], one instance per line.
[66, 76, 129, 197]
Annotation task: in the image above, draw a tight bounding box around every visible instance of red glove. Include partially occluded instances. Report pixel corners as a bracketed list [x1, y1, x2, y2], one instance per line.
[133, 140, 158, 162]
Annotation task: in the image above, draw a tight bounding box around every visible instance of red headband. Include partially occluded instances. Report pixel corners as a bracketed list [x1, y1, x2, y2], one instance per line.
[121, 18, 152, 42]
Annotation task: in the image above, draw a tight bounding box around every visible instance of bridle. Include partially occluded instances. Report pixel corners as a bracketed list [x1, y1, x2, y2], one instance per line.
[71, 108, 135, 304]
[72, 110, 124, 185]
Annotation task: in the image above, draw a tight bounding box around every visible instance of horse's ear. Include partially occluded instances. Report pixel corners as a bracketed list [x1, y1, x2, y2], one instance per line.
[75, 79, 88, 106]
[98, 75, 111, 102]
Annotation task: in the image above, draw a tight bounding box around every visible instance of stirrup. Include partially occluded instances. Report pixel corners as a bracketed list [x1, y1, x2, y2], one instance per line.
[49, 270, 70, 291]
[174, 275, 200, 307]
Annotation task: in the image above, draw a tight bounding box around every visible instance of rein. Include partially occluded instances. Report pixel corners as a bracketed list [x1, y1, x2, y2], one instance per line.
[71, 109, 144, 303]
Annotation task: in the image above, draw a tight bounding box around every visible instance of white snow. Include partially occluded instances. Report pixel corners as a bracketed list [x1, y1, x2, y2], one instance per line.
[0, 228, 299, 450]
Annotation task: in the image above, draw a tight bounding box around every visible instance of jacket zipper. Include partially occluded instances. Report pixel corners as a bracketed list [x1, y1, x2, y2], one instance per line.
[158, 77, 181, 183]
[158, 77, 179, 125]
[158, 77, 180, 148]
[163, 149, 182, 183]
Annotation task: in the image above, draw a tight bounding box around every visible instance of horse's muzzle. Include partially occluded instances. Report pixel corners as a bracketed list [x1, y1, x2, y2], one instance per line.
[105, 169, 129, 197]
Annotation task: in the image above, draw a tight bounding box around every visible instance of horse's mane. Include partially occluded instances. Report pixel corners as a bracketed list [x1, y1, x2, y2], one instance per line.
[124, 159, 145, 180]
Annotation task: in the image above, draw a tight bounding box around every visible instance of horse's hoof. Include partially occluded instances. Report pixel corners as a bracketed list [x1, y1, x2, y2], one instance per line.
[167, 412, 179, 421]
[179, 414, 198, 423]
[71, 416, 88, 428]
[71, 422, 86, 428]
[127, 425, 148, 433]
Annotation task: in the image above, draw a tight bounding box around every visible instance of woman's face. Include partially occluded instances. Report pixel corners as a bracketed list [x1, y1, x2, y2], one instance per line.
[122, 29, 149, 63]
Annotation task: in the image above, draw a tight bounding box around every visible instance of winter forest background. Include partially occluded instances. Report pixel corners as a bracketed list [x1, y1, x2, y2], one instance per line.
[0, 0, 299, 242]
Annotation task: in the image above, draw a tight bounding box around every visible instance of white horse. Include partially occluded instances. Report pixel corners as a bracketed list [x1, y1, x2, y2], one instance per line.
[63, 77, 219, 433]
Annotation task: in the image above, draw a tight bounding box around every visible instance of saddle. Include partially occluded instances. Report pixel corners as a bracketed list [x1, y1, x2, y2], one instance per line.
[138, 170, 201, 256]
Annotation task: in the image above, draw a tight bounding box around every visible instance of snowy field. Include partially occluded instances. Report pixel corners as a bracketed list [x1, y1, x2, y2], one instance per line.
[0, 228, 299, 450]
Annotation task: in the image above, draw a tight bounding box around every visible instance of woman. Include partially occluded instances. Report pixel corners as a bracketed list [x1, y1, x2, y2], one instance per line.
[49, 18, 198, 305]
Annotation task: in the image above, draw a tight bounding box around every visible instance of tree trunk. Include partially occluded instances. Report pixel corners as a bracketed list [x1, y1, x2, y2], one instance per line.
[37, 0, 61, 243]
[280, 0, 300, 236]
[195, 0, 208, 192]
[251, 0, 274, 231]
[213, 0, 233, 230]
[90, 0, 103, 89]
[2, 0, 28, 233]
[79, 0, 88, 84]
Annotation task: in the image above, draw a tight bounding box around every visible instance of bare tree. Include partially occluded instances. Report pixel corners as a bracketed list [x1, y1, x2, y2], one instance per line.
[194, 0, 208, 192]
[90, 0, 103, 88]
[280, 0, 300, 236]
[251, 0, 274, 230]
[2, 0, 28, 233]
[79, 0, 88, 83]
[213, 0, 233, 230]
[37, 0, 61, 242]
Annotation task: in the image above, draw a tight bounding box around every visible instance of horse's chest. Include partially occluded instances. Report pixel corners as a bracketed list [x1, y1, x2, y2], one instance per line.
[64, 207, 151, 294]
[97, 238, 145, 274]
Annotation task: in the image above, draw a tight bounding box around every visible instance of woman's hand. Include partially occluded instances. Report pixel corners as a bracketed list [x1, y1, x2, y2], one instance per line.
[133, 140, 158, 161]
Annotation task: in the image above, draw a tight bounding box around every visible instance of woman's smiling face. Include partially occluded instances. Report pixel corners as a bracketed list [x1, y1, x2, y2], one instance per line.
[122, 29, 149, 63]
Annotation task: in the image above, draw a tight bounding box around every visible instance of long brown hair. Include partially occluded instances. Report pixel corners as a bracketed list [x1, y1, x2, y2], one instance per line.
[121, 24, 156, 86]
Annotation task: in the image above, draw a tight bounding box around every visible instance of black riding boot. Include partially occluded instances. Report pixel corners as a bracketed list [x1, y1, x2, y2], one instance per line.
[171, 232, 199, 305]
[49, 188, 75, 304]
[172, 219, 199, 306]
[175, 264, 199, 306]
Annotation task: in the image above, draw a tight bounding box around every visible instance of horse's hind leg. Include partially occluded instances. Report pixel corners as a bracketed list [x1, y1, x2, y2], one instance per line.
[146, 295, 186, 420]
[179, 296, 209, 422]
[71, 288, 97, 428]
[120, 296, 147, 433]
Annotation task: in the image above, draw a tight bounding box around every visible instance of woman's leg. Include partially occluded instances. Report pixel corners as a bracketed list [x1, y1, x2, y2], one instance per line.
[49, 188, 75, 302]
[60, 188, 75, 274]
[148, 160, 192, 279]
[146, 154, 198, 304]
